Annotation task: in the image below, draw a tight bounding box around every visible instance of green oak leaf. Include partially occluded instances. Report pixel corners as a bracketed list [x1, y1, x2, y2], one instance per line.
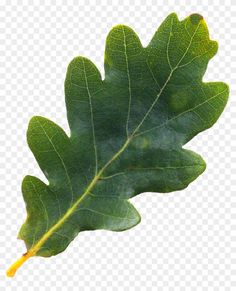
[7, 13, 229, 277]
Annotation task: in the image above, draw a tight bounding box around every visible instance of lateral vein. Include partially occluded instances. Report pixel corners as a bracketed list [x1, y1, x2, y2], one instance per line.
[122, 26, 132, 138]
[82, 58, 98, 175]
[35, 118, 75, 207]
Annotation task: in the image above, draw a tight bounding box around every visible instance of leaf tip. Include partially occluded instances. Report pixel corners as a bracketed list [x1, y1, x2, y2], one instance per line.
[224, 82, 230, 95]
[168, 12, 178, 20]
[27, 115, 43, 143]
[201, 158, 207, 173]
[189, 13, 204, 25]
[137, 212, 142, 225]
[27, 115, 45, 132]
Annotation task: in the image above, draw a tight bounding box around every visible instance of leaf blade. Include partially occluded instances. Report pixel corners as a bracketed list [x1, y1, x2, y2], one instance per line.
[7, 13, 229, 277]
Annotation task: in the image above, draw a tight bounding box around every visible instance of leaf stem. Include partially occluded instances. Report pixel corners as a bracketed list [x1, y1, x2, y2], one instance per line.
[7, 137, 132, 277]
[6, 251, 33, 277]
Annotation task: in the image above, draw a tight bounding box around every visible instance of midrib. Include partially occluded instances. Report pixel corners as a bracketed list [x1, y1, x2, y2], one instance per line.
[6, 56, 174, 277]
[7, 22, 201, 276]
[6, 137, 132, 277]
[29, 137, 131, 256]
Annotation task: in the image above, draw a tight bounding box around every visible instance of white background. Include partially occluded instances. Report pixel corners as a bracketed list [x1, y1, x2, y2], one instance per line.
[0, 0, 235, 290]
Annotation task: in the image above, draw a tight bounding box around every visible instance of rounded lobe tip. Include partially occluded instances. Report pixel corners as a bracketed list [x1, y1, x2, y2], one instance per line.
[190, 13, 204, 25]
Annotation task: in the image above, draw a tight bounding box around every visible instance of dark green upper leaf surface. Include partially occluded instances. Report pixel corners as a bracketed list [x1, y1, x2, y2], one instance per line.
[18, 13, 229, 258]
